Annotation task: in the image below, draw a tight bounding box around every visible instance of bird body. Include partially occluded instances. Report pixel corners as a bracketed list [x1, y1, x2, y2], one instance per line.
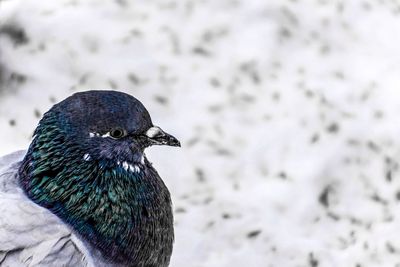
[0, 91, 179, 266]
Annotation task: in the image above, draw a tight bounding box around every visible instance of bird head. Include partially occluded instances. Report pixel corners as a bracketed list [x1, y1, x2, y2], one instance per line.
[35, 90, 180, 167]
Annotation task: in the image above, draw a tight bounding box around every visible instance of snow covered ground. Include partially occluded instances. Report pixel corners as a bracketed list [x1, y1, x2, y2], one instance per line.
[2, 0, 400, 266]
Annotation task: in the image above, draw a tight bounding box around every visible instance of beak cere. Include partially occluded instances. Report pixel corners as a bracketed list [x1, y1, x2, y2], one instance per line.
[146, 126, 181, 147]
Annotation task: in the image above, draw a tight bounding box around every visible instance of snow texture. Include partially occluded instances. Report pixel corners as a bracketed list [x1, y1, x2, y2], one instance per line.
[1, 0, 400, 266]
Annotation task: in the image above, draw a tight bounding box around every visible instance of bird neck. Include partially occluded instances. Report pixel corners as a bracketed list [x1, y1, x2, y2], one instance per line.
[18, 141, 174, 266]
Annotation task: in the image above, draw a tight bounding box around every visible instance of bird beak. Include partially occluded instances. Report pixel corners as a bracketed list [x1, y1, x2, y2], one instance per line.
[145, 126, 181, 147]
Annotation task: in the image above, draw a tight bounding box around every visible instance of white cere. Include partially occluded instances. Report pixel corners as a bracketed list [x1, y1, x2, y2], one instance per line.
[145, 126, 162, 138]
[83, 154, 91, 161]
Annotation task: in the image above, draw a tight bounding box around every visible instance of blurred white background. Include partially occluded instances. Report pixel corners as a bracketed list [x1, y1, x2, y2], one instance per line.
[2, 0, 400, 266]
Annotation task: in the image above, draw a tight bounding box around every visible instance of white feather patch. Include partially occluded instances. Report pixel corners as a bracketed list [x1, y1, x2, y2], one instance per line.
[122, 161, 130, 171]
[83, 154, 91, 161]
[121, 161, 141, 173]
[100, 132, 111, 138]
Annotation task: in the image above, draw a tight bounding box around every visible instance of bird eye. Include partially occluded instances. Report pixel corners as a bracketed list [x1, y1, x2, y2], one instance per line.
[109, 128, 126, 139]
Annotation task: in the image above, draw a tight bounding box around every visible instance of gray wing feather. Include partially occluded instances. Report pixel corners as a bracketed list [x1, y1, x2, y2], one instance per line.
[0, 151, 89, 267]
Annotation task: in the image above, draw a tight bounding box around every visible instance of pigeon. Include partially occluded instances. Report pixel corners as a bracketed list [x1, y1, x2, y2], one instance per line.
[0, 90, 180, 267]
